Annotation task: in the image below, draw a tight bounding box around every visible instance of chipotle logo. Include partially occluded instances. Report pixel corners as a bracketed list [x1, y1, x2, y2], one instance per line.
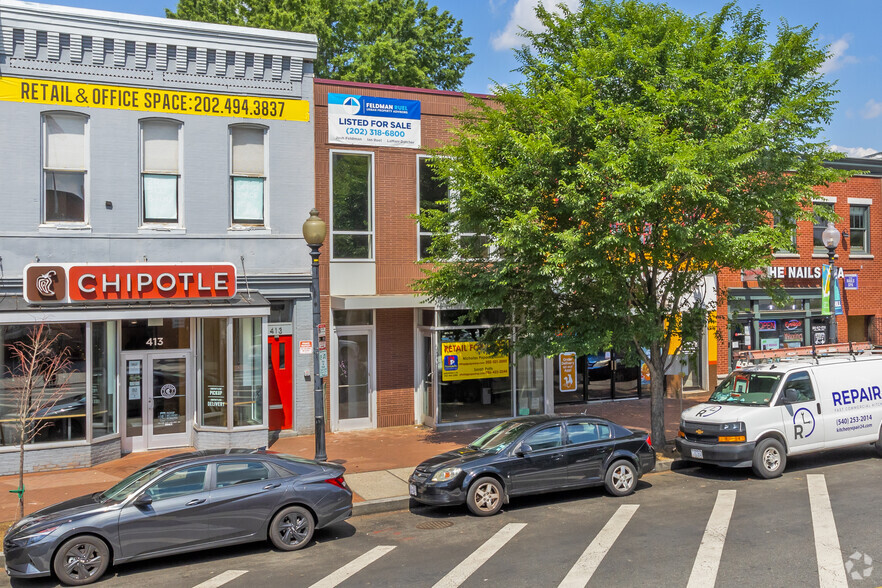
[23, 263, 236, 303]
[25, 265, 66, 302]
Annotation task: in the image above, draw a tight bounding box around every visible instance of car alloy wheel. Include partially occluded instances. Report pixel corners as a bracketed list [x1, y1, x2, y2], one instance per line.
[52, 535, 110, 586]
[269, 506, 315, 551]
[604, 460, 637, 497]
[467, 477, 503, 516]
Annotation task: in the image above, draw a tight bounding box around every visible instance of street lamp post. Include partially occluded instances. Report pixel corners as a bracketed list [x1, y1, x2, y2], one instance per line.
[822, 222, 842, 344]
[303, 208, 328, 461]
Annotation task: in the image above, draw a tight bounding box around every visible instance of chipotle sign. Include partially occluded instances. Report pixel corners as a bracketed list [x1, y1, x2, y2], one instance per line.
[24, 263, 236, 303]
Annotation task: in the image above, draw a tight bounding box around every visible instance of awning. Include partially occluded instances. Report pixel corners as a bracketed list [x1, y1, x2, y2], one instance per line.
[0, 292, 270, 324]
[330, 294, 434, 310]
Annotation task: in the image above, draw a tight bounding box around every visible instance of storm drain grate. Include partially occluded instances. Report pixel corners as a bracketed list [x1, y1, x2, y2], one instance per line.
[416, 520, 454, 530]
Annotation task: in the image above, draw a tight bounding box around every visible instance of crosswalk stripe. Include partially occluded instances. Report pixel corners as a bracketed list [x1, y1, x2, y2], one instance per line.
[308, 545, 396, 588]
[192, 570, 247, 588]
[807, 474, 848, 587]
[433, 522, 527, 588]
[686, 489, 736, 588]
[558, 504, 639, 588]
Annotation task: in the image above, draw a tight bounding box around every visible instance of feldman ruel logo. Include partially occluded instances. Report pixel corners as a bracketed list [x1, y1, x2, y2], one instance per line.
[25, 265, 66, 302]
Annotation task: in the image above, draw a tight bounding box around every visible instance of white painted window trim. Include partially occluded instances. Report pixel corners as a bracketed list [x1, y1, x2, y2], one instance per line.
[329, 148, 375, 261]
[39, 110, 91, 229]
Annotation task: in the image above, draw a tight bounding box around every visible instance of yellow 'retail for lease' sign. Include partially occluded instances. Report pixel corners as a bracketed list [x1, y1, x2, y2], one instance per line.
[0, 76, 309, 122]
[441, 341, 510, 382]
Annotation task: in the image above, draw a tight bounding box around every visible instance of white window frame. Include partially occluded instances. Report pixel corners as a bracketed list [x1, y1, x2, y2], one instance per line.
[416, 154, 451, 260]
[330, 149, 375, 261]
[812, 199, 836, 254]
[139, 118, 183, 229]
[229, 124, 269, 229]
[41, 111, 90, 227]
[849, 203, 870, 255]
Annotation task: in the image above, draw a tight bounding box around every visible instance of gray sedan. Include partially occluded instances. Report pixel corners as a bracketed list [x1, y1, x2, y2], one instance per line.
[4, 449, 352, 585]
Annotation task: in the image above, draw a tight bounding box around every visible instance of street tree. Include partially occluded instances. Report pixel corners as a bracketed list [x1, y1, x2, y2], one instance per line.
[5, 325, 73, 519]
[167, 0, 474, 91]
[418, 0, 849, 449]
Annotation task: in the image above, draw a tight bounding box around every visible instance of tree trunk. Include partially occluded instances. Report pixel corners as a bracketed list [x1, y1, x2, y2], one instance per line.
[649, 355, 667, 454]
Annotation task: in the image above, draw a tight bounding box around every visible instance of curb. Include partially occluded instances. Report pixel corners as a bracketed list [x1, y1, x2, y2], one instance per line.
[352, 496, 412, 517]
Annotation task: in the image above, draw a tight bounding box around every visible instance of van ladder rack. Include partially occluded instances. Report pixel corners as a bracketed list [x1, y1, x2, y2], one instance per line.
[733, 341, 873, 363]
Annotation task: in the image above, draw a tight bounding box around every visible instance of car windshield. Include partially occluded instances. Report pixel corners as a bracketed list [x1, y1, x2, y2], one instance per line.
[98, 466, 166, 503]
[468, 421, 534, 453]
[708, 371, 782, 406]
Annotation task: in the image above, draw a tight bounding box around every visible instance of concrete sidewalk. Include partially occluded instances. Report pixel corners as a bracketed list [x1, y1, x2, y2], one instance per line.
[0, 394, 708, 525]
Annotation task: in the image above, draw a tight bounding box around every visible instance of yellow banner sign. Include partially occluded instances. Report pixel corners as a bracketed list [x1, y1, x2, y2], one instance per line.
[441, 341, 509, 382]
[0, 76, 309, 122]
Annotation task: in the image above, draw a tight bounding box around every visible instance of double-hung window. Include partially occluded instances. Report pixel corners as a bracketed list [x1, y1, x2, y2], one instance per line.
[231, 125, 267, 225]
[850, 205, 869, 254]
[331, 152, 373, 259]
[43, 112, 87, 223]
[141, 119, 182, 224]
[812, 202, 835, 253]
[417, 156, 449, 259]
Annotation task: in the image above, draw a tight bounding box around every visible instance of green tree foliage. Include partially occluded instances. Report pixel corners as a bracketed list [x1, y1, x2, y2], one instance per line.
[418, 0, 849, 447]
[167, 0, 473, 90]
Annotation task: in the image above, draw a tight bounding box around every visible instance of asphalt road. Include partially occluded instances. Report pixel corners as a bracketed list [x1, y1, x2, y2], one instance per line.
[6, 446, 882, 588]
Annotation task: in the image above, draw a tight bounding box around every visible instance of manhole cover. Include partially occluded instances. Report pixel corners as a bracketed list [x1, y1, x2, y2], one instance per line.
[416, 520, 454, 530]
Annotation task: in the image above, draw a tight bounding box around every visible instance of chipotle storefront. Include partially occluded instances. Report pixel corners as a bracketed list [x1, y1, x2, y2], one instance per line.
[0, 262, 269, 474]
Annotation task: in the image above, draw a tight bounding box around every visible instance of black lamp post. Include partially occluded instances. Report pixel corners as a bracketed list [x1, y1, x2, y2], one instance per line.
[821, 222, 841, 344]
[303, 208, 328, 461]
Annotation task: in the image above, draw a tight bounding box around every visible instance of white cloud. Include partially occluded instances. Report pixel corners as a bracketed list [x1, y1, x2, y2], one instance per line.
[830, 145, 879, 158]
[860, 99, 882, 119]
[820, 34, 858, 74]
[491, 0, 580, 51]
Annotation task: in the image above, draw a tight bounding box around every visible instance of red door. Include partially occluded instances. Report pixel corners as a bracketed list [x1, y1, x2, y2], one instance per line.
[268, 335, 293, 430]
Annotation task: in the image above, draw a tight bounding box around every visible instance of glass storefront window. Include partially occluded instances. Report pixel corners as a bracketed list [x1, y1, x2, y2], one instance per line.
[0, 323, 87, 445]
[121, 318, 190, 351]
[515, 356, 544, 416]
[437, 329, 512, 423]
[91, 322, 118, 438]
[233, 318, 263, 426]
[333, 310, 373, 326]
[200, 318, 227, 427]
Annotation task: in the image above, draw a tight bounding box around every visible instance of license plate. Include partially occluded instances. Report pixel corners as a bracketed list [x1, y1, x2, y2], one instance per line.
[409, 483, 417, 496]
[691, 449, 704, 459]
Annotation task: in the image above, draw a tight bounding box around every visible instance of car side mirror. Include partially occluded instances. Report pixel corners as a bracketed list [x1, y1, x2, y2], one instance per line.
[133, 494, 153, 507]
[782, 388, 799, 404]
[516, 443, 533, 457]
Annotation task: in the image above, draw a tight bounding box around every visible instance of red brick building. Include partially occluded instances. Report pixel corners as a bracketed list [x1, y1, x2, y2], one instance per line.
[716, 157, 882, 376]
[314, 79, 552, 432]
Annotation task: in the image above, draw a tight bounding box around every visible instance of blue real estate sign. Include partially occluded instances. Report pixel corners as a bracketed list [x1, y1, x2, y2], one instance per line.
[328, 93, 421, 148]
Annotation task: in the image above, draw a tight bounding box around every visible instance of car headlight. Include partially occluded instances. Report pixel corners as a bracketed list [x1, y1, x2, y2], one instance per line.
[13, 525, 59, 547]
[431, 467, 462, 482]
[719, 422, 745, 433]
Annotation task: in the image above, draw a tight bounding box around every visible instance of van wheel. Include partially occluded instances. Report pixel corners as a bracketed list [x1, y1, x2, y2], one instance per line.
[874, 427, 882, 457]
[752, 438, 786, 479]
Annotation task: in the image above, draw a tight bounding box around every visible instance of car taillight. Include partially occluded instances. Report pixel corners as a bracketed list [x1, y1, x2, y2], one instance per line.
[325, 475, 348, 490]
[646, 434, 652, 448]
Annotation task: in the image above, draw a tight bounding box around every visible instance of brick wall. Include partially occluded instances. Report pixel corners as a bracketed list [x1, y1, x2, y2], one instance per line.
[0, 438, 121, 476]
[717, 174, 882, 374]
[315, 80, 491, 428]
[376, 308, 416, 427]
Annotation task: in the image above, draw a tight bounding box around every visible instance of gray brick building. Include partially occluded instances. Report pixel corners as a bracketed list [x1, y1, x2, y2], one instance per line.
[0, 0, 320, 474]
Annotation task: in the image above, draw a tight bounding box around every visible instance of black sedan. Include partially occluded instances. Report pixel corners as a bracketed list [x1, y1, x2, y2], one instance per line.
[409, 415, 655, 516]
[4, 449, 352, 585]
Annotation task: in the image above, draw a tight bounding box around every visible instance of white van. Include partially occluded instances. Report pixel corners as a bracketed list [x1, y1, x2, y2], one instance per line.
[676, 351, 882, 478]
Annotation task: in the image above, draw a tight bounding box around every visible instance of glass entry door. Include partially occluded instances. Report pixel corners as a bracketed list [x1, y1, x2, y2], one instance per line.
[333, 329, 374, 430]
[122, 352, 191, 451]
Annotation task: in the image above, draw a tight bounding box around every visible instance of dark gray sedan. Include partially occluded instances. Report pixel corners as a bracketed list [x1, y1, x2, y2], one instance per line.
[410, 415, 655, 516]
[4, 449, 352, 585]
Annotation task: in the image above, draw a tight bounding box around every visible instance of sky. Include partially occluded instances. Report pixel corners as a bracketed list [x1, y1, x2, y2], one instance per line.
[35, 0, 882, 157]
